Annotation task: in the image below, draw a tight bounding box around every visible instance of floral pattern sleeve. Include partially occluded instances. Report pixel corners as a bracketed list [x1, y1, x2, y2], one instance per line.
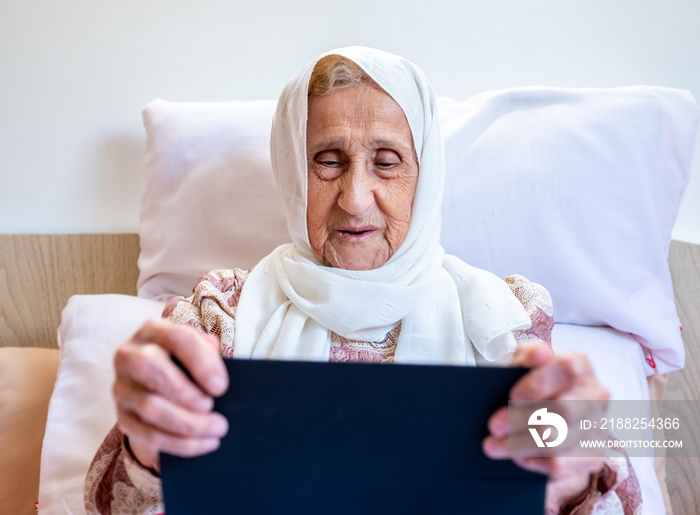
[84, 426, 165, 515]
[504, 274, 555, 346]
[162, 269, 250, 359]
[561, 452, 643, 515]
[83, 269, 249, 515]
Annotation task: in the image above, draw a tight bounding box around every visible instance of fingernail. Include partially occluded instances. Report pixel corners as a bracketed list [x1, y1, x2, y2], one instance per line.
[491, 417, 508, 437]
[212, 415, 229, 436]
[484, 440, 508, 459]
[203, 438, 221, 453]
[209, 376, 226, 395]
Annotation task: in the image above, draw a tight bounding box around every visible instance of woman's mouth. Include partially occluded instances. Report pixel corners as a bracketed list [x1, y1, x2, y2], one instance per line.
[337, 226, 377, 238]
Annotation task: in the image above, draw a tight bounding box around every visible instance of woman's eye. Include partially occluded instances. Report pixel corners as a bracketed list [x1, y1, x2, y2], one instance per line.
[375, 150, 400, 166]
[374, 150, 401, 174]
[311, 152, 343, 180]
[315, 151, 344, 168]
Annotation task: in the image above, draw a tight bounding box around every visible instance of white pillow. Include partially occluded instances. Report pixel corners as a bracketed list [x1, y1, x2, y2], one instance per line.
[137, 99, 290, 301]
[38, 295, 165, 515]
[439, 87, 699, 374]
[136, 88, 699, 374]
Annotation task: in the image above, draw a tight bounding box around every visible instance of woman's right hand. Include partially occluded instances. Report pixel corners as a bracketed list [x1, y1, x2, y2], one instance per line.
[113, 318, 230, 473]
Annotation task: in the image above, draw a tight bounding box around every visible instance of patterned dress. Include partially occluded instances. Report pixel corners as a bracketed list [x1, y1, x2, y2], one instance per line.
[84, 271, 641, 515]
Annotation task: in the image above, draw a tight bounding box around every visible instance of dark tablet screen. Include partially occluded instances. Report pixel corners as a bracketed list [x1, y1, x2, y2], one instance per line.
[161, 359, 545, 514]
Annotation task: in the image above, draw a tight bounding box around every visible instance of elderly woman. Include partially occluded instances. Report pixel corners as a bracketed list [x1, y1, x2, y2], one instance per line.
[85, 47, 640, 514]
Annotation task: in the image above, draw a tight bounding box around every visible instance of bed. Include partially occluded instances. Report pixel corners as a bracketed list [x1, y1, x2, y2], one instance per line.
[1, 85, 699, 515]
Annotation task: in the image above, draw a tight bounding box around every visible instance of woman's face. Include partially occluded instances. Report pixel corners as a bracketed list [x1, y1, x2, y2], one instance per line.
[306, 85, 419, 271]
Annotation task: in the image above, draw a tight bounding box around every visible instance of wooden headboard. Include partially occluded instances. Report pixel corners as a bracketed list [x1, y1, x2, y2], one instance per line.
[1, 233, 698, 513]
[0, 234, 140, 349]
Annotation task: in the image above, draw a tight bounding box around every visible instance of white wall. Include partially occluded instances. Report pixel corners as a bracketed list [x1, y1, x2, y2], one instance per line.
[2, 0, 699, 243]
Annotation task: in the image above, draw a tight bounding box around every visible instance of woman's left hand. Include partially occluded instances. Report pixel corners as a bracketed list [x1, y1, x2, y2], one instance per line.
[482, 341, 610, 513]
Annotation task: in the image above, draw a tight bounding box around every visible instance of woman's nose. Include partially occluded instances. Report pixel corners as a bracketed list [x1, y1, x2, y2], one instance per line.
[337, 165, 374, 216]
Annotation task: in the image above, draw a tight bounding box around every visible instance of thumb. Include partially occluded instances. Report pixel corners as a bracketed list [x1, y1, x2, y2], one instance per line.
[509, 340, 555, 368]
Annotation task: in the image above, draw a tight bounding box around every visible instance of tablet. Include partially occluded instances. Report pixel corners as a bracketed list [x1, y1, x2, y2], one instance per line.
[161, 359, 545, 514]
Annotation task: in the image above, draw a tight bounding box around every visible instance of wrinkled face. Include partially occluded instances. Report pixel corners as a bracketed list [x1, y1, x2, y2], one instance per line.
[306, 85, 419, 271]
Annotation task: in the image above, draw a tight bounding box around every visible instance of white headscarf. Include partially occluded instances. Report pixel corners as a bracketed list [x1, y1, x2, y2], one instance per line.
[234, 46, 531, 365]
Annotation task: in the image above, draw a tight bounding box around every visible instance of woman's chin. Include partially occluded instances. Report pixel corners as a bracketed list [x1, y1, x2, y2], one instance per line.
[323, 244, 390, 271]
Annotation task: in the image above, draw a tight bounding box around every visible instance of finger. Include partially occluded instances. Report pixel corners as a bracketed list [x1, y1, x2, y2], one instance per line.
[115, 341, 214, 413]
[507, 397, 603, 433]
[503, 425, 583, 457]
[557, 381, 610, 404]
[114, 384, 228, 439]
[510, 352, 596, 401]
[487, 406, 509, 437]
[117, 409, 223, 458]
[512, 455, 604, 479]
[483, 434, 509, 459]
[509, 340, 554, 368]
[204, 333, 221, 351]
[134, 319, 229, 397]
[483, 430, 587, 462]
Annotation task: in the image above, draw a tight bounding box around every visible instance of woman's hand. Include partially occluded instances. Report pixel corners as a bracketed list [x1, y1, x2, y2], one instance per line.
[113, 319, 230, 473]
[482, 341, 610, 512]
